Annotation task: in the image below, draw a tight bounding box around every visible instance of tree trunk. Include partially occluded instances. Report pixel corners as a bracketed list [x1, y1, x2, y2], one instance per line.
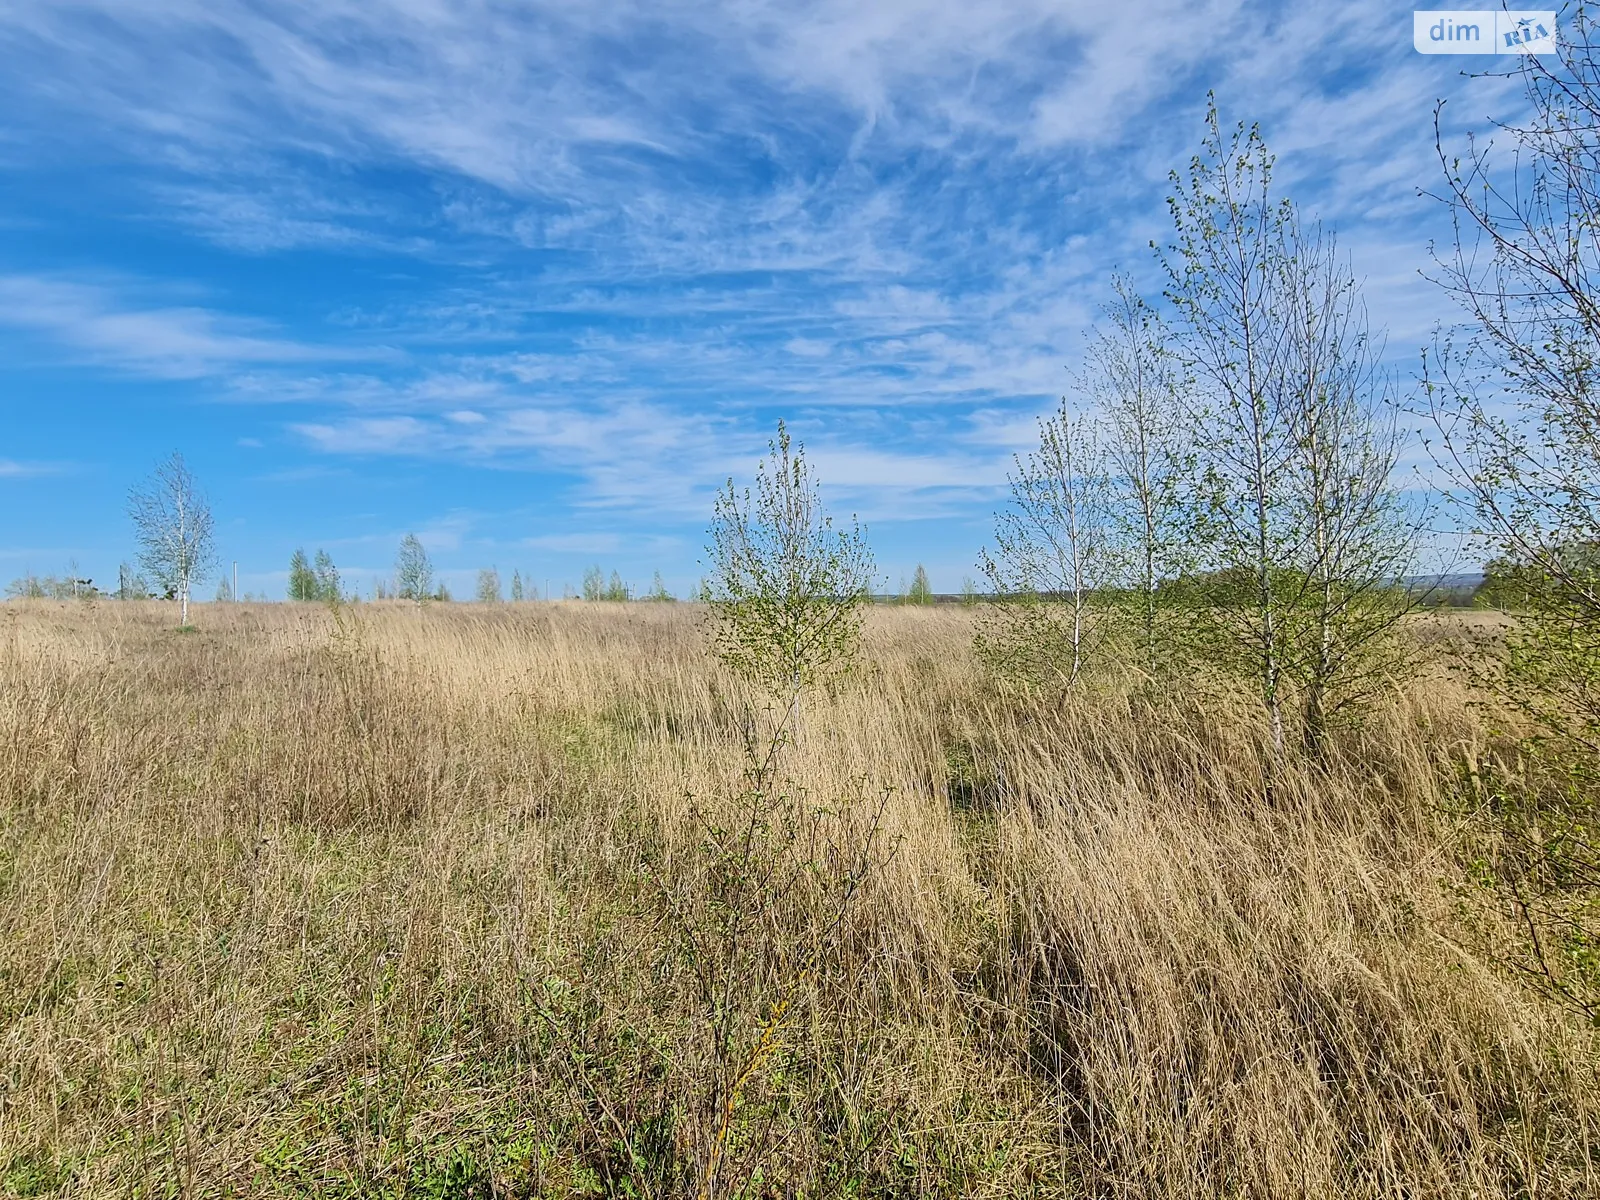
[1251, 406, 1285, 760]
[1303, 558, 1336, 757]
[1142, 505, 1158, 678]
[1303, 680, 1326, 755]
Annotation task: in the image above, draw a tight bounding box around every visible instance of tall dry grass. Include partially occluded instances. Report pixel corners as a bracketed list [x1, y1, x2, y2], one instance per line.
[0, 599, 1595, 1197]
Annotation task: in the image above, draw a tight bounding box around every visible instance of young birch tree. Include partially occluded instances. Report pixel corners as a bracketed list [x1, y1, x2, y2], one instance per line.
[1090, 275, 1196, 680]
[978, 401, 1116, 689]
[706, 421, 876, 734]
[395, 534, 433, 603]
[1277, 227, 1419, 751]
[128, 451, 215, 628]
[646, 570, 675, 602]
[1164, 102, 1420, 756]
[287, 549, 316, 601]
[1162, 105, 1302, 755]
[908, 564, 933, 605]
[312, 549, 342, 603]
[476, 566, 503, 604]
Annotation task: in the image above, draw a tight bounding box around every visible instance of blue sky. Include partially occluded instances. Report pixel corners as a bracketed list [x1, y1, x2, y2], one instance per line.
[0, 1, 1522, 599]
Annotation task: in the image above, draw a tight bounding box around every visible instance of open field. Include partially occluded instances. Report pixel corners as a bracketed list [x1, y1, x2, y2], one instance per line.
[2, 601, 1597, 1198]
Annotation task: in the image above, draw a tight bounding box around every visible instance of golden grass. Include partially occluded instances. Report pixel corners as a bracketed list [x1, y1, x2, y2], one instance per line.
[1, 599, 1595, 1197]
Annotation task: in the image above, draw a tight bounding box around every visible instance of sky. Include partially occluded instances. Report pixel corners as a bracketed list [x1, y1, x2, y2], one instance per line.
[0, 0, 1530, 599]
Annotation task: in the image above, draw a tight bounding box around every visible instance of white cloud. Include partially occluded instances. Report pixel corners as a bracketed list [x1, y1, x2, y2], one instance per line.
[295, 415, 431, 454]
[0, 459, 67, 478]
[0, 275, 374, 378]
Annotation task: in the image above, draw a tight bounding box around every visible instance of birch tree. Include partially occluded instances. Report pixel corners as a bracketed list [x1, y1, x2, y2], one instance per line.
[476, 567, 503, 604]
[978, 401, 1116, 689]
[288, 549, 316, 601]
[128, 451, 214, 628]
[395, 534, 433, 602]
[1162, 102, 1418, 754]
[1277, 227, 1419, 751]
[313, 549, 342, 603]
[706, 421, 876, 727]
[908, 564, 933, 605]
[1090, 275, 1196, 679]
[1161, 105, 1301, 753]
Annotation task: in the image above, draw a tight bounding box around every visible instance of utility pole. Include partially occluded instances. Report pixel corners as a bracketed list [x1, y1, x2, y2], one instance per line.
[232, 561, 238, 602]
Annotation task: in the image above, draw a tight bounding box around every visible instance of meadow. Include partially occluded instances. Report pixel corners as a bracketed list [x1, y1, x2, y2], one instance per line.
[2, 599, 1596, 1198]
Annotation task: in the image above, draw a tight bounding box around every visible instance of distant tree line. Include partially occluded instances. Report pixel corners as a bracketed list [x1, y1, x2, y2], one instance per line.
[4, 570, 99, 601]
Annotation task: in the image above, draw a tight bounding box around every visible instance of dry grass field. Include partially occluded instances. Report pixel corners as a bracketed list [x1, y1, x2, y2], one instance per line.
[2, 600, 1597, 1198]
